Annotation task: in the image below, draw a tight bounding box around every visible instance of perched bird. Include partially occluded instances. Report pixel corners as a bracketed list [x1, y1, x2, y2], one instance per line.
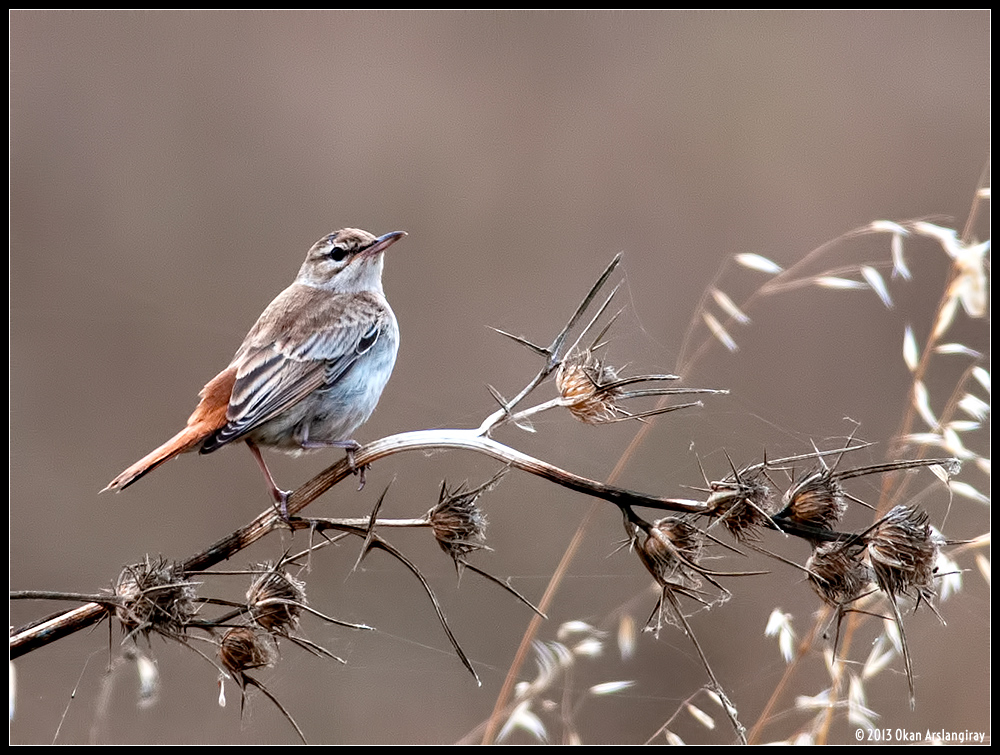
[103, 228, 406, 517]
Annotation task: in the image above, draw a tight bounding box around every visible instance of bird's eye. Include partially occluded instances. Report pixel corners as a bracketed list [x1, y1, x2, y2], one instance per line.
[328, 245, 350, 262]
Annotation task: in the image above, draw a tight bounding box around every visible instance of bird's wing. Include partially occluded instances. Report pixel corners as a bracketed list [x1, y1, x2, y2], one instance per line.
[201, 286, 388, 451]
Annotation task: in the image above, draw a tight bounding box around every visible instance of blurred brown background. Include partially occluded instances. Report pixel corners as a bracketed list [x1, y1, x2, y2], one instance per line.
[10, 10, 989, 745]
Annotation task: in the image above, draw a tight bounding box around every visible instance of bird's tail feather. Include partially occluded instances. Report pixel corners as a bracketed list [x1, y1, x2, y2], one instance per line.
[101, 424, 213, 493]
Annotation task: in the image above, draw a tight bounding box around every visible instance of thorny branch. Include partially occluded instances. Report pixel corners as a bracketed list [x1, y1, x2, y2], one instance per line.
[10, 250, 969, 745]
[10, 255, 723, 659]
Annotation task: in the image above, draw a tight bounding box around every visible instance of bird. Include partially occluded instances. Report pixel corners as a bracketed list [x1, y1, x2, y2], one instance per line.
[102, 227, 406, 518]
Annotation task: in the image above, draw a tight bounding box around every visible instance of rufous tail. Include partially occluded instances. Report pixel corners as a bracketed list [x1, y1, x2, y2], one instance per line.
[101, 366, 237, 493]
[101, 423, 215, 493]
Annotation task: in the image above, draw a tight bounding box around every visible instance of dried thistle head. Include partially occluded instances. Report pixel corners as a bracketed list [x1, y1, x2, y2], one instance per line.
[429, 474, 498, 562]
[556, 350, 623, 424]
[556, 350, 709, 426]
[866, 505, 939, 604]
[247, 563, 307, 635]
[780, 468, 848, 532]
[806, 541, 872, 607]
[114, 556, 197, 641]
[219, 627, 275, 679]
[635, 517, 705, 589]
[705, 467, 774, 542]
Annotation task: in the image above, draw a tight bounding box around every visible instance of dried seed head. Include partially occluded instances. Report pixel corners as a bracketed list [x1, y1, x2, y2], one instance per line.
[866, 505, 938, 603]
[706, 468, 774, 542]
[636, 517, 704, 588]
[247, 563, 306, 635]
[555, 348, 712, 426]
[781, 468, 848, 532]
[219, 627, 275, 678]
[114, 556, 197, 640]
[556, 350, 622, 424]
[806, 541, 872, 607]
[429, 477, 493, 561]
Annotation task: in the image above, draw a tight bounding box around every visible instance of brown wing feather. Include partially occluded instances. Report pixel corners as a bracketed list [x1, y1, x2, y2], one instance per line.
[201, 285, 387, 452]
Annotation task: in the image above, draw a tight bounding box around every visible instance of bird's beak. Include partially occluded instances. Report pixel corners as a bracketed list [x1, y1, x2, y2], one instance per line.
[362, 230, 407, 258]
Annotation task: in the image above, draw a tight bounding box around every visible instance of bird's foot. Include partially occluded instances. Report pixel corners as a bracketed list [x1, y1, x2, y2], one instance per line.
[299, 438, 368, 491]
[246, 440, 294, 523]
[272, 487, 294, 523]
[342, 443, 368, 491]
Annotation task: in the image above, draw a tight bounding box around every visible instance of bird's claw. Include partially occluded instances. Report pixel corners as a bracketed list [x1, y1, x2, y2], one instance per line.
[344, 447, 368, 491]
[272, 488, 293, 523]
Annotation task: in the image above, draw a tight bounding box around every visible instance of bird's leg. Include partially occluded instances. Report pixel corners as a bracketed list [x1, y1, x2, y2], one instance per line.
[245, 440, 292, 520]
[300, 438, 367, 490]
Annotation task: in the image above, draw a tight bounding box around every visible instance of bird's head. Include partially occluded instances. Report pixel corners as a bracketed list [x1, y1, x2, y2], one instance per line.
[297, 228, 406, 292]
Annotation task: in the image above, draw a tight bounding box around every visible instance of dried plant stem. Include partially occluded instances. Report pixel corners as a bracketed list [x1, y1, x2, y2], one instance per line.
[663, 589, 747, 744]
[746, 608, 827, 744]
[809, 176, 989, 743]
[885, 175, 988, 513]
[482, 402, 661, 743]
[480, 500, 603, 745]
[10, 429, 705, 659]
[815, 607, 861, 745]
[240, 675, 308, 745]
[675, 226, 872, 374]
[300, 430, 707, 517]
